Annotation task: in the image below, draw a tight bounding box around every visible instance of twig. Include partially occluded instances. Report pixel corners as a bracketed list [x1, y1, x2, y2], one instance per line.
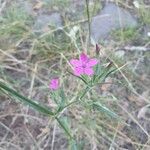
[51, 122, 57, 150]
[122, 46, 150, 51]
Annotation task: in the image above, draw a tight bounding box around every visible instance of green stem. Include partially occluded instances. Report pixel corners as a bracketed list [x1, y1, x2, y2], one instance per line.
[58, 86, 91, 113]
[85, 0, 91, 46]
[54, 86, 91, 140]
[79, 86, 90, 99]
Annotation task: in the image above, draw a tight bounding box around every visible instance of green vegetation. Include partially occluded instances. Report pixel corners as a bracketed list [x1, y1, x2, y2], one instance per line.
[84, 0, 102, 17]
[44, 0, 71, 10]
[0, 2, 33, 49]
[112, 27, 139, 43]
[138, 2, 150, 25]
[0, 0, 150, 149]
[34, 29, 75, 57]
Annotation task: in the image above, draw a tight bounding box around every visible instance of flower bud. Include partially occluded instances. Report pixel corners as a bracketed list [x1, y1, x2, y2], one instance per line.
[96, 44, 100, 55]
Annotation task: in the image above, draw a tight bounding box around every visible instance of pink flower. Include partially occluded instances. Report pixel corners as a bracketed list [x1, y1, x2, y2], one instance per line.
[49, 78, 59, 90]
[70, 53, 98, 76]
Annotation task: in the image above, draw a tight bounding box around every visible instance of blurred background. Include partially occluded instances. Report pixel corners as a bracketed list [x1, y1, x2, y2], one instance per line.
[0, 0, 150, 149]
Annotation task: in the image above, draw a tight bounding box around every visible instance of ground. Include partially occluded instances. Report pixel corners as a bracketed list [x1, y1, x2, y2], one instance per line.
[0, 0, 150, 149]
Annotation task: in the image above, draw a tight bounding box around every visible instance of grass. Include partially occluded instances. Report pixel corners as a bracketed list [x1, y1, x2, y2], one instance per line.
[84, 0, 102, 17]
[44, 0, 71, 10]
[34, 29, 76, 58]
[0, 2, 33, 50]
[112, 27, 139, 44]
[137, 1, 150, 25]
[0, 0, 150, 149]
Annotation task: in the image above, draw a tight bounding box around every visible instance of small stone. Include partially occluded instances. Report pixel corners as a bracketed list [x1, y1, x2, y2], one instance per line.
[17, 0, 33, 15]
[143, 25, 150, 38]
[115, 50, 125, 58]
[133, 1, 140, 9]
[91, 3, 138, 42]
[34, 13, 63, 32]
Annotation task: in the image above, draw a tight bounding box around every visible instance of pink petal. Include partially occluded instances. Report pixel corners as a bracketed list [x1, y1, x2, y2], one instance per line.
[84, 67, 94, 76]
[70, 59, 82, 67]
[87, 59, 99, 67]
[74, 67, 84, 76]
[50, 78, 59, 90]
[80, 53, 88, 63]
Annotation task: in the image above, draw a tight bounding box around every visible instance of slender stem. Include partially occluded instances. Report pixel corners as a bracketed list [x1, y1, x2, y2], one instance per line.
[55, 86, 91, 140]
[59, 86, 91, 112]
[85, 0, 91, 47]
[80, 86, 90, 99]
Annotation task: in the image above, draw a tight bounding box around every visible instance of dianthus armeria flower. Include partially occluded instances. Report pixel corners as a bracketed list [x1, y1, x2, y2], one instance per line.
[49, 78, 59, 90]
[70, 53, 98, 76]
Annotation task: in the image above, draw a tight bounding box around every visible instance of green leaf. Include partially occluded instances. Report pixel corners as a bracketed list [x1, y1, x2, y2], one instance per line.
[92, 63, 101, 85]
[92, 102, 118, 118]
[55, 116, 73, 139]
[68, 70, 88, 85]
[50, 91, 58, 105]
[69, 140, 84, 150]
[96, 67, 117, 84]
[79, 86, 90, 100]
[69, 140, 78, 150]
[59, 88, 66, 108]
[103, 68, 117, 79]
[52, 88, 67, 113]
[0, 81, 54, 116]
[95, 63, 101, 76]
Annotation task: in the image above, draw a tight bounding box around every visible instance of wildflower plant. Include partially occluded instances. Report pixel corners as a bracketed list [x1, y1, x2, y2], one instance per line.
[0, 45, 119, 149]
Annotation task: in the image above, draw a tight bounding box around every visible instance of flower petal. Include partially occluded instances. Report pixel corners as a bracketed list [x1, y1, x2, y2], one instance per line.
[84, 67, 94, 76]
[87, 59, 99, 67]
[80, 53, 88, 63]
[70, 59, 82, 67]
[50, 78, 59, 90]
[74, 67, 84, 76]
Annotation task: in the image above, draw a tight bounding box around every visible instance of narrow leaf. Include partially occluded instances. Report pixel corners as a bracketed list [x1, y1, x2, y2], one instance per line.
[55, 116, 73, 139]
[0, 81, 54, 116]
[93, 102, 118, 118]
